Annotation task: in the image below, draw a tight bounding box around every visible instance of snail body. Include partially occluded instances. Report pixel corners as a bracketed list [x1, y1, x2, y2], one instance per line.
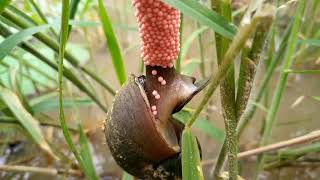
[105, 67, 206, 179]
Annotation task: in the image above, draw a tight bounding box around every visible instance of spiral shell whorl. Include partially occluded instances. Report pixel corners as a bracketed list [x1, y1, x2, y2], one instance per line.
[132, 0, 181, 68]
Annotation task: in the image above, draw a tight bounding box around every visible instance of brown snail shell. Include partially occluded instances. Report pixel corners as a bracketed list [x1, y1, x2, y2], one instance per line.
[104, 67, 208, 179]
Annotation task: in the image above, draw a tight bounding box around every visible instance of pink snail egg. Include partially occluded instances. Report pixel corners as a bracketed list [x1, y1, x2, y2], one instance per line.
[155, 94, 160, 99]
[152, 90, 158, 96]
[158, 76, 164, 82]
[152, 111, 158, 115]
[133, 0, 180, 68]
[152, 70, 157, 75]
[161, 80, 166, 85]
[151, 105, 157, 111]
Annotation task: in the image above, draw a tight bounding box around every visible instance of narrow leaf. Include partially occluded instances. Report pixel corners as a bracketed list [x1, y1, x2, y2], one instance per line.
[79, 124, 99, 179]
[97, 0, 127, 85]
[0, 24, 51, 60]
[182, 128, 204, 180]
[173, 110, 225, 142]
[0, 86, 56, 159]
[298, 39, 320, 47]
[122, 172, 134, 180]
[162, 0, 236, 39]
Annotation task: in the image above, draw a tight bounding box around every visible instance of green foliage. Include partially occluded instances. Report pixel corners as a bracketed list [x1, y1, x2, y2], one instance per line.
[0, 86, 56, 159]
[97, 0, 126, 85]
[163, 0, 236, 39]
[182, 128, 204, 180]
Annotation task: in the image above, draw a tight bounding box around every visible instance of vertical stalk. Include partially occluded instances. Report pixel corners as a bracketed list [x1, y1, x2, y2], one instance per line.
[212, 0, 238, 179]
[253, 1, 306, 179]
[197, 21, 206, 78]
[211, 5, 274, 178]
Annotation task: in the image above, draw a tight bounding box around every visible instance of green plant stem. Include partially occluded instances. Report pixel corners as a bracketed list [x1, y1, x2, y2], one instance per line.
[1, 8, 116, 95]
[197, 22, 206, 78]
[284, 69, 320, 74]
[212, 0, 239, 179]
[176, 13, 184, 73]
[253, 1, 306, 179]
[212, 12, 273, 177]
[58, 0, 87, 177]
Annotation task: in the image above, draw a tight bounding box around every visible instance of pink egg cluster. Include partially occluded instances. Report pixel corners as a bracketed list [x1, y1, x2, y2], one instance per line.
[132, 0, 181, 68]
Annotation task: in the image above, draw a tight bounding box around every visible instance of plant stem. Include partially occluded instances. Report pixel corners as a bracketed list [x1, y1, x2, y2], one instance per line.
[212, 14, 273, 177]
[212, 0, 240, 179]
[0, 165, 82, 176]
[253, 1, 306, 178]
[197, 22, 206, 78]
[202, 130, 320, 166]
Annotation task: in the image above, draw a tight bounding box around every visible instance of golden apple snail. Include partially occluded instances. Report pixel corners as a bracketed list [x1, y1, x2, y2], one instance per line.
[104, 0, 208, 179]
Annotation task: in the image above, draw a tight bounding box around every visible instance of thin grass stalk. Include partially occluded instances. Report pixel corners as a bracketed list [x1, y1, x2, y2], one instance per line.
[212, 0, 239, 179]
[284, 69, 320, 74]
[197, 22, 206, 78]
[27, 0, 58, 37]
[253, 1, 306, 178]
[58, 0, 88, 178]
[1, 8, 116, 95]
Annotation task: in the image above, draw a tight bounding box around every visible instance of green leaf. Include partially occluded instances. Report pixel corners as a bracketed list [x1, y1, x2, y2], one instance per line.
[312, 96, 320, 102]
[122, 172, 134, 180]
[182, 128, 204, 180]
[79, 124, 99, 180]
[0, 86, 56, 159]
[97, 0, 127, 85]
[0, 24, 51, 61]
[31, 97, 93, 113]
[298, 39, 320, 47]
[162, 0, 237, 39]
[180, 27, 208, 61]
[173, 110, 225, 143]
[0, 0, 11, 14]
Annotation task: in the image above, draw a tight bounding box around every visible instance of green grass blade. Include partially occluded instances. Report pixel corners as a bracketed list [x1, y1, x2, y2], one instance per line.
[0, 0, 11, 14]
[312, 96, 320, 102]
[182, 128, 204, 180]
[31, 97, 93, 113]
[97, 0, 126, 85]
[298, 39, 320, 47]
[78, 124, 99, 180]
[285, 69, 320, 74]
[0, 24, 51, 60]
[254, 0, 307, 178]
[173, 110, 225, 142]
[58, 0, 88, 177]
[122, 172, 134, 180]
[163, 0, 236, 39]
[0, 86, 57, 159]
